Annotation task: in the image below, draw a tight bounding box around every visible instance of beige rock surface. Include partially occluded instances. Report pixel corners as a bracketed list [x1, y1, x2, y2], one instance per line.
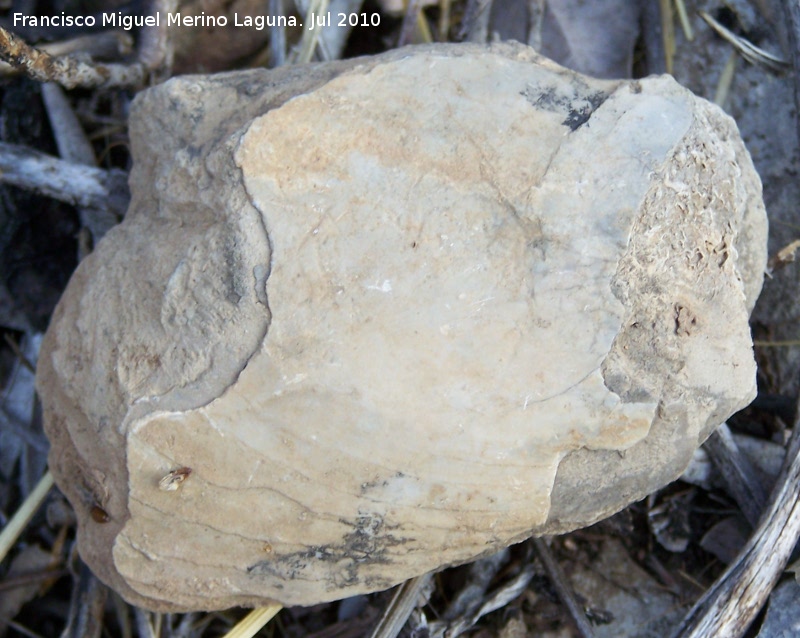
[37, 42, 768, 611]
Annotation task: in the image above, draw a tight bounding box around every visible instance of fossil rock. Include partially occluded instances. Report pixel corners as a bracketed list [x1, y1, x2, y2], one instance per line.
[37, 42, 768, 611]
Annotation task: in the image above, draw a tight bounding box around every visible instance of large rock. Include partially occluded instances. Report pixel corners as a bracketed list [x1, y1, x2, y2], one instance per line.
[37, 42, 768, 611]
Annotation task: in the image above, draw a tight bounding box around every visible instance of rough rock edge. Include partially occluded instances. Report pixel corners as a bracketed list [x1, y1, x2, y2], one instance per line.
[543, 91, 766, 534]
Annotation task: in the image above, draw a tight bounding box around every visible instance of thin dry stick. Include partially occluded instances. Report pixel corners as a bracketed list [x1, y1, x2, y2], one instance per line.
[0, 26, 145, 89]
[704, 422, 768, 527]
[462, 0, 492, 43]
[42, 82, 120, 240]
[443, 549, 509, 620]
[671, 421, 800, 637]
[42, 83, 95, 165]
[136, 0, 177, 76]
[2, 334, 34, 373]
[673, 0, 694, 41]
[133, 609, 159, 638]
[415, 12, 433, 43]
[0, 141, 129, 217]
[699, 10, 788, 73]
[294, 0, 330, 64]
[533, 537, 595, 638]
[0, 406, 49, 454]
[465, 562, 536, 619]
[527, 0, 546, 50]
[60, 562, 107, 638]
[429, 561, 537, 637]
[0, 31, 134, 77]
[270, 0, 287, 66]
[0, 471, 54, 564]
[660, 0, 675, 74]
[369, 573, 433, 638]
[109, 593, 133, 638]
[42, 31, 134, 59]
[0, 566, 68, 592]
[438, 0, 451, 41]
[3, 617, 46, 638]
[398, 0, 424, 46]
[221, 605, 283, 638]
[713, 51, 737, 107]
[782, 0, 800, 153]
[170, 611, 203, 638]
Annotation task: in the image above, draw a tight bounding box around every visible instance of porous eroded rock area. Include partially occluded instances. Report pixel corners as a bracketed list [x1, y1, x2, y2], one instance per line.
[37, 42, 768, 611]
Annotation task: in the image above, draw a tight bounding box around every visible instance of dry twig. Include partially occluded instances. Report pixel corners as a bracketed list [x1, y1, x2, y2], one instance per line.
[527, 0, 546, 50]
[0, 471, 54, 564]
[673, 0, 694, 41]
[270, 0, 287, 66]
[0, 0, 175, 89]
[671, 419, 800, 637]
[60, 562, 107, 638]
[458, 0, 492, 42]
[660, 0, 676, 74]
[0, 141, 128, 219]
[294, 0, 330, 63]
[783, 0, 800, 152]
[135, 0, 177, 76]
[533, 537, 595, 638]
[221, 605, 283, 638]
[704, 422, 768, 527]
[42, 82, 119, 240]
[699, 10, 789, 73]
[398, 0, 425, 46]
[0, 31, 133, 77]
[713, 51, 737, 107]
[442, 549, 509, 621]
[427, 555, 536, 637]
[0, 26, 146, 89]
[369, 573, 433, 638]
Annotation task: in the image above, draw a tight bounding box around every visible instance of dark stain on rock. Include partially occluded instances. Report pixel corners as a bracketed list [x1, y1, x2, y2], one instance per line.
[246, 511, 413, 589]
[521, 83, 609, 131]
[359, 470, 407, 495]
[561, 91, 608, 131]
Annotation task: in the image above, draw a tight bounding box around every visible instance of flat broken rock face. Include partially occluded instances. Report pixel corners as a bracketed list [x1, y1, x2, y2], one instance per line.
[37, 42, 768, 611]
